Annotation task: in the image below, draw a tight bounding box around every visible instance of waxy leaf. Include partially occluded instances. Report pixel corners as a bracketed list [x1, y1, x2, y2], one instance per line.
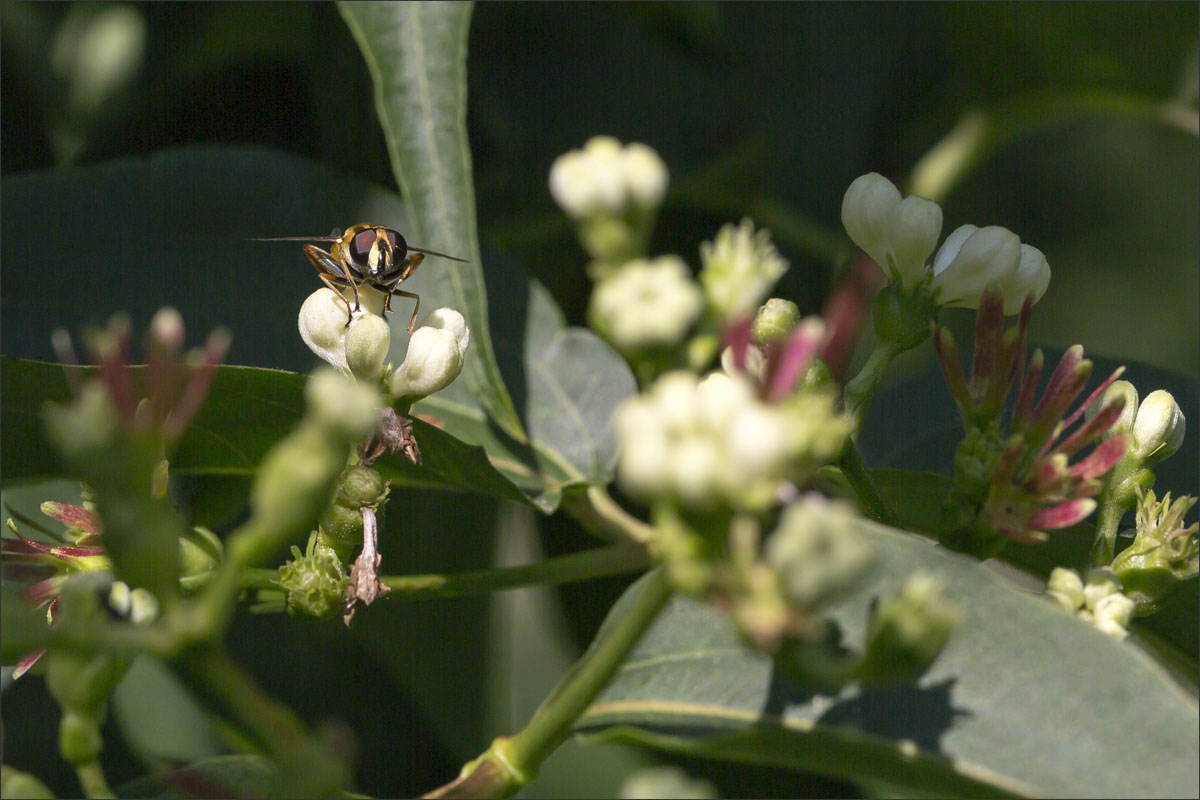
[578, 522, 1199, 798]
[338, 1, 525, 444]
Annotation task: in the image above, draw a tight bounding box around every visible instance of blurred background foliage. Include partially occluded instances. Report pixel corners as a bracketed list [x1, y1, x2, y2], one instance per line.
[1, 3, 1196, 798]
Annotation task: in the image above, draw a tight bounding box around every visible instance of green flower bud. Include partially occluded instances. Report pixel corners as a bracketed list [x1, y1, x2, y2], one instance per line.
[305, 367, 383, 441]
[278, 532, 350, 619]
[855, 572, 960, 685]
[178, 525, 223, 580]
[1, 765, 55, 799]
[764, 495, 874, 608]
[251, 424, 349, 538]
[43, 382, 121, 464]
[1045, 567, 1084, 612]
[59, 708, 104, 765]
[345, 312, 391, 383]
[333, 464, 388, 509]
[1132, 389, 1185, 464]
[751, 298, 801, 346]
[872, 282, 938, 353]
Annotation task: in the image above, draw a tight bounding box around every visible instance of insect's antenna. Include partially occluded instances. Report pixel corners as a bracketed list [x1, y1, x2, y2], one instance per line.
[247, 236, 340, 242]
[409, 246, 470, 263]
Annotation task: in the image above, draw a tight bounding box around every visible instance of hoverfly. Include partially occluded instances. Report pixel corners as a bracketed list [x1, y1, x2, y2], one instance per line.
[251, 223, 468, 332]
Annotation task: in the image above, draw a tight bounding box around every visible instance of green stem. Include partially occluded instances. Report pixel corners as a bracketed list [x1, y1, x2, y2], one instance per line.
[561, 485, 656, 544]
[425, 569, 673, 798]
[75, 760, 114, 799]
[384, 543, 651, 597]
[174, 644, 349, 797]
[843, 341, 900, 423]
[838, 438, 895, 527]
[1091, 497, 1126, 568]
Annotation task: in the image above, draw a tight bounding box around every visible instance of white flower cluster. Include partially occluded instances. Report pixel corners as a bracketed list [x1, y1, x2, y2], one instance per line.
[841, 173, 1050, 314]
[698, 218, 789, 321]
[588, 256, 704, 352]
[549, 136, 668, 219]
[614, 371, 849, 510]
[298, 286, 468, 400]
[1046, 566, 1135, 639]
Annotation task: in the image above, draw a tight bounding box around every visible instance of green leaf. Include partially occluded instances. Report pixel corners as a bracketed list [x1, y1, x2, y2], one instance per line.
[578, 524, 1200, 798]
[111, 655, 224, 766]
[0, 357, 532, 508]
[337, 1, 525, 443]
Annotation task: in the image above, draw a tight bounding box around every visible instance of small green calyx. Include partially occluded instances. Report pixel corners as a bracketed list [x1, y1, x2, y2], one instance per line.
[1111, 489, 1198, 615]
[872, 282, 938, 353]
[855, 572, 960, 685]
[278, 532, 351, 620]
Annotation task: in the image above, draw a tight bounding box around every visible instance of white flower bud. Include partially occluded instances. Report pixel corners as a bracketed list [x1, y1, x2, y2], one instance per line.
[1082, 567, 1122, 612]
[389, 321, 467, 400]
[699, 219, 789, 320]
[1085, 380, 1139, 436]
[841, 173, 942, 290]
[1092, 592, 1135, 632]
[1045, 567, 1084, 612]
[930, 224, 1023, 310]
[128, 587, 159, 624]
[885, 195, 943, 289]
[299, 288, 352, 372]
[345, 313, 391, 382]
[994, 243, 1051, 313]
[588, 256, 703, 350]
[765, 495, 874, 607]
[841, 173, 902, 272]
[1132, 389, 1185, 463]
[415, 307, 471, 353]
[622, 142, 668, 209]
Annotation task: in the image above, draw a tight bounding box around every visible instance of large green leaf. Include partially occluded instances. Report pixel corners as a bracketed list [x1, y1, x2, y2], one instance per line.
[337, 1, 524, 444]
[577, 523, 1200, 798]
[0, 357, 529, 509]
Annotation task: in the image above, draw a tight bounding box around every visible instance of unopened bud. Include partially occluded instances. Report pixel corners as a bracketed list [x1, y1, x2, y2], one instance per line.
[1085, 380, 1138, 436]
[389, 309, 469, 400]
[752, 298, 801, 346]
[1045, 567, 1084, 612]
[1132, 389, 1185, 463]
[345, 312, 391, 382]
[855, 572, 960, 685]
[306, 367, 382, 440]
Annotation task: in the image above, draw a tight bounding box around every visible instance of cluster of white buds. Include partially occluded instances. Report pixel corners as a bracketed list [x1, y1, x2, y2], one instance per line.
[614, 371, 850, 511]
[588, 256, 704, 352]
[298, 286, 469, 402]
[841, 173, 1050, 314]
[389, 308, 470, 401]
[549, 136, 668, 220]
[698, 218, 789, 322]
[1045, 566, 1135, 639]
[550, 136, 668, 266]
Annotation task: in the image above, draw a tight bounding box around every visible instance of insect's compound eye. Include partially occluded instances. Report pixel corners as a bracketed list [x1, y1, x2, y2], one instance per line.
[349, 229, 381, 266]
[384, 229, 408, 260]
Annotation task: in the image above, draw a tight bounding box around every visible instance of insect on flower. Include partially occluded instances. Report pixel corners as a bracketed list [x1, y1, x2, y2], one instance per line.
[251, 224, 469, 332]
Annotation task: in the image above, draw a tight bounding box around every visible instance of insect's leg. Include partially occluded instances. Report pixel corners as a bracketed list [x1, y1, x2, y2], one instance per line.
[393, 290, 421, 333]
[304, 244, 362, 312]
[398, 252, 424, 281]
[316, 273, 355, 325]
